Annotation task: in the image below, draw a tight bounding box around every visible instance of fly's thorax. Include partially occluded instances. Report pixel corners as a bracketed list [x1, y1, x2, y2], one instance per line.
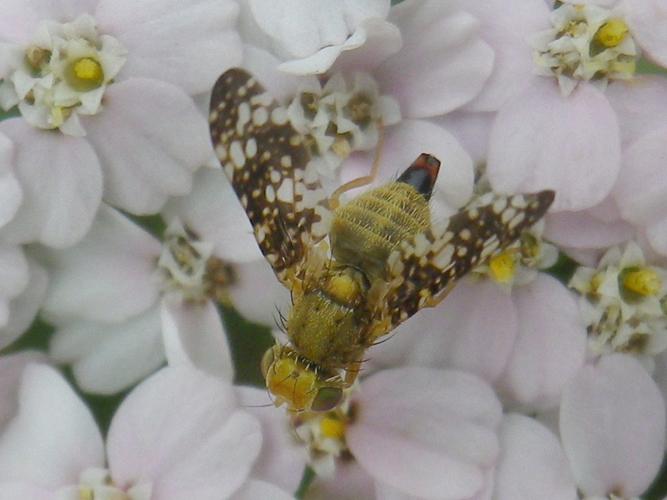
[261, 345, 346, 413]
[287, 267, 368, 367]
[329, 182, 431, 280]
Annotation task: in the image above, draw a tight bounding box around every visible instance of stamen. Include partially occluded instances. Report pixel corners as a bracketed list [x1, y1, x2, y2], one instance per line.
[320, 417, 346, 440]
[489, 251, 516, 284]
[595, 19, 629, 48]
[622, 268, 662, 297]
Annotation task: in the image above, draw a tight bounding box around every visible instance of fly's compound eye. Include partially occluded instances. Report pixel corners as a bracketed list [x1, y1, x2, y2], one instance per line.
[310, 386, 343, 412]
[260, 347, 275, 379]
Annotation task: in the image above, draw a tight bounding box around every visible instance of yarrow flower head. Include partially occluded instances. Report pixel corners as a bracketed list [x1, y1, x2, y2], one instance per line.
[531, 2, 638, 95]
[0, 14, 127, 136]
[570, 241, 667, 364]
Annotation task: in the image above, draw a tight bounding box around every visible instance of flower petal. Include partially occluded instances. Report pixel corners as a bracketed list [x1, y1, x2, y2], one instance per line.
[376, 0, 494, 117]
[606, 77, 667, 145]
[95, 0, 242, 94]
[161, 167, 263, 263]
[433, 111, 494, 166]
[0, 0, 97, 43]
[248, 0, 389, 59]
[64, 307, 165, 395]
[456, 0, 551, 111]
[242, 46, 303, 102]
[487, 80, 621, 212]
[0, 258, 49, 350]
[624, 0, 667, 67]
[544, 207, 634, 250]
[160, 296, 234, 381]
[0, 482, 51, 500]
[0, 133, 21, 229]
[494, 414, 577, 500]
[42, 205, 161, 324]
[0, 364, 104, 488]
[108, 367, 262, 500]
[560, 354, 666, 496]
[497, 274, 587, 411]
[347, 367, 501, 499]
[0, 352, 47, 431]
[83, 78, 210, 215]
[0, 119, 102, 248]
[230, 479, 293, 500]
[236, 387, 307, 492]
[614, 126, 667, 227]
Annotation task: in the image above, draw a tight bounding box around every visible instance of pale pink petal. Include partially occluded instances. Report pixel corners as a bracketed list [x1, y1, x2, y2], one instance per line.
[487, 79, 621, 212]
[0, 243, 28, 300]
[374, 472, 494, 500]
[606, 77, 667, 144]
[83, 78, 210, 215]
[42, 206, 161, 324]
[0, 119, 102, 248]
[283, 18, 402, 75]
[497, 274, 587, 411]
[372, 280, 517, 384]
[544, 208, 634, 250]
[160, 296, 233, 381]
[560, 354, 666, 496]
[0, 364, 104, 488]
[0, 352, 47, 431]
[0, 258, 49, 349]
[0, 0, 97, 43]
[307, 463, 375, 500]
[0, 133, 21, 228]
[230, 479, 293, 500]
[646, 218, 667, 257]
[96, 0, 242, 94]
[65, 307, 165, 395]
[249, 0, 389, 59]
[494, 414, 577, 500]
[108, 367, 262, 500]
[457, 0, 550, 111]
[433, 111, 494, 166]
[242, 46, 303, 102]
[162, 168, 263, 263]
[339, 119, 474, 217]
[229, 259, 292, 327]
[614, 126, 667, 226]
[376, 1, 494, 118]
[347, 367, 501, 499]
[624, 0, 667, 67]
[236, 387, 306, 492]
[0, 483, 51, 500]
[654, 351, 667, 448]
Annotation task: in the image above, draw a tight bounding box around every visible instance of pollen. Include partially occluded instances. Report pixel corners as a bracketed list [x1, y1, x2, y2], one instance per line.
[595, 19, 629, 48]
[320, 416, 346, 440]
[66, 57, 105, 91]
[622, 268, 662, 297]
[489, 251, 516, 284]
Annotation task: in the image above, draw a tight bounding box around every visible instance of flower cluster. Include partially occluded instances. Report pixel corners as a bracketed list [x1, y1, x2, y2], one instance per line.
[1, 0, 667, 499]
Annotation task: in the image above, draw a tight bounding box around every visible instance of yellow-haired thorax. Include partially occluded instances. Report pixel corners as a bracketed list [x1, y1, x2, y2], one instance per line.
[288, 266, 368, 368]
[261, 345, 345, 413]
[329, 182, 431, 281]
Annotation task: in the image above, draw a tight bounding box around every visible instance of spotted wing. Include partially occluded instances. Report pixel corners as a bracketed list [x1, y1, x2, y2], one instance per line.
[209, 68, 331, 286]
[377, 191, 555, 332]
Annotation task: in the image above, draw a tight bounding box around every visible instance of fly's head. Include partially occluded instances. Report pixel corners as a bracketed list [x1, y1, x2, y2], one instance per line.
[261, 345, 345, 413]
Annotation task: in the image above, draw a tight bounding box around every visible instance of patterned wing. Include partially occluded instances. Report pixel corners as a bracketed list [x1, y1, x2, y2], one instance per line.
[378, 190, 555, 331]
[209, 68, 331, 285]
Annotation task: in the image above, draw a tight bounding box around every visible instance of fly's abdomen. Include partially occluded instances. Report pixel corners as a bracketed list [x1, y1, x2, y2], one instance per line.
[330, 182, 431, 280]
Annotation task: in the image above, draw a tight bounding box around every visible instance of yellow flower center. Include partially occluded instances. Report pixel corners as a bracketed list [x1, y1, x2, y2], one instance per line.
[320, 416, 346, 440]
[489, 251, 517, 284]
[66, 57, 105, 92]
[622, 268, 662, 297]
[595, 19, 629, 48]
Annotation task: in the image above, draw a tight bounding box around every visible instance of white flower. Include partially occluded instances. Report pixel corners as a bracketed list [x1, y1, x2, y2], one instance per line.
[0, 0, 242, 247]
[569, 241, 667, 365]
[0, 363, 292, 499]
[41, 168, 288, 394]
